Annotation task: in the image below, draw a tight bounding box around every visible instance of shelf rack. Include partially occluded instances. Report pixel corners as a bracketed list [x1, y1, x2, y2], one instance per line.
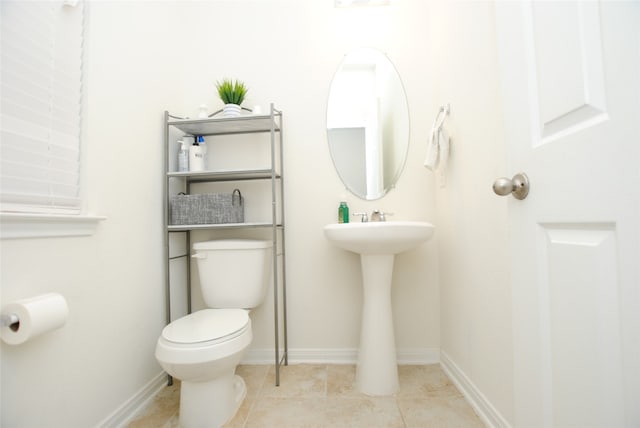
[162, 105, 288, 385]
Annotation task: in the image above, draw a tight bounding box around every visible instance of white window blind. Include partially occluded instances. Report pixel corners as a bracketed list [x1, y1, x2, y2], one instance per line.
[1, 0, 84, 215]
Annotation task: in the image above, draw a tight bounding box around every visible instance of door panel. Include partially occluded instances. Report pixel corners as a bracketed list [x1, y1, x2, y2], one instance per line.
[530, 2, 607, 142]
[539, 224, 624, 427]
[496, 1, 639, 426]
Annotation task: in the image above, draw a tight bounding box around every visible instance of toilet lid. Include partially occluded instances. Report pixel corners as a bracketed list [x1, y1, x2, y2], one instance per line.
[161, 309, 249, 344]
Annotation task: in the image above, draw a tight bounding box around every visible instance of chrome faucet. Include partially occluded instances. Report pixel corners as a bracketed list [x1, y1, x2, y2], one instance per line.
[372, 209, 394, 221]
[353, 209, 393, 223]
[370, 209, 386, 222]
[353, 209, 393, 222]
[353, 212, 369, 222]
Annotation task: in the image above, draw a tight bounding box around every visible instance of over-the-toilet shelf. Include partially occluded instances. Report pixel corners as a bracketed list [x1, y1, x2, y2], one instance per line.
[162, 104, 288, 385]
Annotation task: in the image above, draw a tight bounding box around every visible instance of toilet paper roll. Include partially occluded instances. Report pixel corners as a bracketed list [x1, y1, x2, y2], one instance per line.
[1, 293, 69, 345]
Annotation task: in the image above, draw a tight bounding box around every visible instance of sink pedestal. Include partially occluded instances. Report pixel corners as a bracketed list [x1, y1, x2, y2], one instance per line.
[356, 254, 398, 395]
[323, 221, 435, 396]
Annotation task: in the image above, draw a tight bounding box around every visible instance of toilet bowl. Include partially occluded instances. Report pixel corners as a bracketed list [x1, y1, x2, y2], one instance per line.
[155, 239, 272, 428]
[156, 309, 252, 427]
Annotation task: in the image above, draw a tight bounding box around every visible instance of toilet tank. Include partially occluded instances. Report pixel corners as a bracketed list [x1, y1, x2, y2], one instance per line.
[192, 239, 273, 309]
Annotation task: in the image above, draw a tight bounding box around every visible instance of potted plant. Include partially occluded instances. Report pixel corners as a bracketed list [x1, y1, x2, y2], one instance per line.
[215, 78, 248, 117]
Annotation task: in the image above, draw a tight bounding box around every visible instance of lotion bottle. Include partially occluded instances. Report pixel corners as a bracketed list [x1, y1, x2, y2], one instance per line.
[197, 136, 207, 170]
[189, 140, 205, 172]
[178, 140, 189, 172]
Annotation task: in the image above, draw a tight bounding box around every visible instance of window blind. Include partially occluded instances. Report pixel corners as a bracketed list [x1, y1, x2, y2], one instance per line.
[1, 0, 84, 215]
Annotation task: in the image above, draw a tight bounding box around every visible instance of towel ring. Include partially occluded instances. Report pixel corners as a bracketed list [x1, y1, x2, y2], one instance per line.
[432, 104, 450, 132]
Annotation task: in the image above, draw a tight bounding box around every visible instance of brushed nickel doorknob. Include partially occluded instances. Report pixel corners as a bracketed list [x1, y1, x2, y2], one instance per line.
[493, 173, 530, 200]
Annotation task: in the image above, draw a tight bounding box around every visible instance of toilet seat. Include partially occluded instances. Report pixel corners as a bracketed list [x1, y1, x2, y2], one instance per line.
[161, 308, 249, 346]
[156, 308, 252, 366]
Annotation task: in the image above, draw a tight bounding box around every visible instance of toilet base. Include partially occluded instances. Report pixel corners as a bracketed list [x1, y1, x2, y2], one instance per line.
[180, 373, 246, 428]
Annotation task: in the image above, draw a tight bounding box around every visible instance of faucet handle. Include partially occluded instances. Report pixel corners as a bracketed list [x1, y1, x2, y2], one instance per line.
[379, 211, 394, 222]
[353, 212, 369, 222]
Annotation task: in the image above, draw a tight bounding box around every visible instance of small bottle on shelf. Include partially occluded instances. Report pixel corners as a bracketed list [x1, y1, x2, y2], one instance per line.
[197, 136, 207, 170]
[198, 104, 208, 118]
[177, 140, 189, 172]
[189, 139, 205, 172]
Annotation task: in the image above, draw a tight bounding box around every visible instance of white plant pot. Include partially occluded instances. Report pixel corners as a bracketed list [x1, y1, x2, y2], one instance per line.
[222, 104, 242, 118]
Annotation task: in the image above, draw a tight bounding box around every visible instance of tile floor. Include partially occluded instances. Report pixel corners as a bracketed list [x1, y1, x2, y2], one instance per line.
[127, 364, 485, 428]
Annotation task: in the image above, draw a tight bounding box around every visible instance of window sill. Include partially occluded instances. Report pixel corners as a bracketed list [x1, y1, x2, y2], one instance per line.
[0, 213, 106, 239]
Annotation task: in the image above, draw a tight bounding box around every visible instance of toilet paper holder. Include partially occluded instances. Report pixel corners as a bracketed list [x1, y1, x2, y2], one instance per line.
[1, 293, 69, 345]
[1, 313, 19, 329]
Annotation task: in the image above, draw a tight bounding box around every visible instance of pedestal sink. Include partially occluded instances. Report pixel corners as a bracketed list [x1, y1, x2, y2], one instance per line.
[323, 221, 435, 395]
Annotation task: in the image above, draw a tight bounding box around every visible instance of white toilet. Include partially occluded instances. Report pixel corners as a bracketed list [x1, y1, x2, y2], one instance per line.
[155, 239, 272, 428]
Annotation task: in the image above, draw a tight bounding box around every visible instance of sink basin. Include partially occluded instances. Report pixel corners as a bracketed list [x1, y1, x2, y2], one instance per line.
[323, 221, 434, 255]
[324, 220, 435, 396]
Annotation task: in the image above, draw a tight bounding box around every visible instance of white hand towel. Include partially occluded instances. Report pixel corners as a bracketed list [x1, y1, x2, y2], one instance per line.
[423, 125, 439, 171]
[437, 127, 450, 173]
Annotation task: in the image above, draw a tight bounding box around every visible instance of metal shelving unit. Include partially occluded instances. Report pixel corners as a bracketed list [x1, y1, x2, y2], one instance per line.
[162, 104, 288, 385]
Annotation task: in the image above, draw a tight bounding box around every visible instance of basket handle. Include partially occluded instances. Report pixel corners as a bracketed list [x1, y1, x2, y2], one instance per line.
[232, 189, 242, 206]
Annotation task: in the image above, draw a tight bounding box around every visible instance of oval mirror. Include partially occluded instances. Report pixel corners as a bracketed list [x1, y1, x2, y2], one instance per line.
[327, 48, 410, 200]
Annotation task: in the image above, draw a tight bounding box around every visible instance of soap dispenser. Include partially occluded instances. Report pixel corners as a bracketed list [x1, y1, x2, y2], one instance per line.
[189, 139, 205, 172]
[197, 136, 207, 170]
[338, 201, 349, 224]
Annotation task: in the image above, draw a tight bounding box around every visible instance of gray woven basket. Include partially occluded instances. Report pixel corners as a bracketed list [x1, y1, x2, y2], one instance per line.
[169, 189, 244, 225]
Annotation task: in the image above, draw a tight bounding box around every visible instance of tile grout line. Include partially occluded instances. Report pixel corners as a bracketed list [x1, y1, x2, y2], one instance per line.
[240, 365, 270, 427]
[396, 396, 409, 428]
[323, 364, 329, 398]
[323, 365, 329, 428]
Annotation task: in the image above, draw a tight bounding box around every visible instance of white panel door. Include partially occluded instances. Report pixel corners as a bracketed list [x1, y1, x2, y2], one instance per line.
[495, 2, 640, 427]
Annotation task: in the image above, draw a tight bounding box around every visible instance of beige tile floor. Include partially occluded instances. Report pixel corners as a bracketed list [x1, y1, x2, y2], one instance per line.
[127, 364, 485, 428]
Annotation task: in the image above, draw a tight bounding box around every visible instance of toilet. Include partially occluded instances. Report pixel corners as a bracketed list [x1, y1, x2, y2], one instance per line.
[155, 239, 272, 428]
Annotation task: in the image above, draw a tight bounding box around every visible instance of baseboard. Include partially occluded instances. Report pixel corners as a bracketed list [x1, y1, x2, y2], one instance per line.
[397, 347, 440, 365]
[440, 351, 512, 428]
[241, 347, 440, 365]
[96, 371, 167, 428]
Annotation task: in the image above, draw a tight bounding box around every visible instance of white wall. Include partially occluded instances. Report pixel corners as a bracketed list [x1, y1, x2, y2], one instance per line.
[428, 1, 514, 425]
[0, 3, 181, 426]
[168, 0, 439, 357]
[1, 1, 440, 426]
